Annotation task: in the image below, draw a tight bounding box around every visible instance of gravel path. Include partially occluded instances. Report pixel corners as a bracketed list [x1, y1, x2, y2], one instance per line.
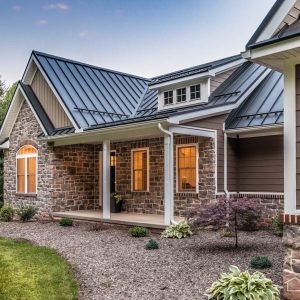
[0, 221, 283, 300]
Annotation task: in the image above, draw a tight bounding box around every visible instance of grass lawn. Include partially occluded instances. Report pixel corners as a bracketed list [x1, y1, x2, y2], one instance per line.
[0, 237, 78, 300]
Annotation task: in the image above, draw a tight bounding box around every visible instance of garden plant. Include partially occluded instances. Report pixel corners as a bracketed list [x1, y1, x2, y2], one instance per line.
[129, 226, 148, 237]
[16, 205, 38, 222]
[162, 220, 192, 239]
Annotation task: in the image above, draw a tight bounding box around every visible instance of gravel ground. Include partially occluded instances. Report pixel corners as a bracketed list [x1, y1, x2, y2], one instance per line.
[0, 221, 283, 300]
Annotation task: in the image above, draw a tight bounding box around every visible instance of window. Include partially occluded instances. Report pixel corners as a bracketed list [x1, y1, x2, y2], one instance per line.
[132, 149, 149, 191]
[164, 91, 173, 105]
[176, 88, 186, 103]
[190, 84, 201, 100]
[16, 145, 37, 194]
[177, 145, 197, 192]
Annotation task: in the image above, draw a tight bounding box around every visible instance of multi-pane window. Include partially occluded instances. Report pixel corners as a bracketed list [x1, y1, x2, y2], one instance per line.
[164, 91, 173, 105]
[177, 145, 197, 192]
[190, 84, 201, 100]
[176, 88, 186, 103]
[16, 145, 37, 194]
[132, 149, 148, 191]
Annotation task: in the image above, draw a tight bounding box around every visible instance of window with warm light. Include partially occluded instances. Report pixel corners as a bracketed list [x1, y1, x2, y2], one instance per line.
[177, 145, 197, 192]
[16, 145, 37, 194]
[110, 152, 116, 167]
[132, 149, 148, 192]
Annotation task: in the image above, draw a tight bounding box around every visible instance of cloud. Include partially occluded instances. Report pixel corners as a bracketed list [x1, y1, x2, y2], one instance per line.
[44, 3, 69, 11]
[11, 5, 21, 12]
[35, 19, 48, 26]
[79, 31, 96, 38]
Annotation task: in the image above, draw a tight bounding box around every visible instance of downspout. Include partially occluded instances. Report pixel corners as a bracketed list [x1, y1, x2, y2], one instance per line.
[224, 131, 230, 228]
[158, 123, 176, 225]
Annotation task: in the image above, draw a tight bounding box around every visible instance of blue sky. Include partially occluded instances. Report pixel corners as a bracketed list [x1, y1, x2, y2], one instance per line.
[0, 0, 275, 85]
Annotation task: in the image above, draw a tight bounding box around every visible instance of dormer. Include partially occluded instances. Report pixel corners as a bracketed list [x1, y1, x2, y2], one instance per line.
[149, 55, 245, 111]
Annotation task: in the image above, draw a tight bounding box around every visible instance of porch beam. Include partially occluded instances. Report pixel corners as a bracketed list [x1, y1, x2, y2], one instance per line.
[102, 140, 111, 219]
[169, 125, 216, 138]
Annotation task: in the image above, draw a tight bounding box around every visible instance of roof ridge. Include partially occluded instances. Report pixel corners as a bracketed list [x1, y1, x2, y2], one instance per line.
[32, 50, 151, 82]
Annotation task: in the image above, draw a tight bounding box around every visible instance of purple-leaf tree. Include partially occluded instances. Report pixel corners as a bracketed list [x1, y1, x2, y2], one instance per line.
[186, 197, 263, 248]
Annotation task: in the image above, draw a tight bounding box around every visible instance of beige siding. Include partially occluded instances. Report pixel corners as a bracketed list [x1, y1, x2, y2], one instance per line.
[210, 69, 236, 93]
[31, 70, 72, 128]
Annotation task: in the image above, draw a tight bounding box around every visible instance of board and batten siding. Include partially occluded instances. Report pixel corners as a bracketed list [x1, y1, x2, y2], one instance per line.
[210, 69, 237, 94]
[31, 70, 72, 129]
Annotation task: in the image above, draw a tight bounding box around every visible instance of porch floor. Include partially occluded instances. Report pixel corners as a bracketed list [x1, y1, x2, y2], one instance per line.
[52, 210, 183, 229]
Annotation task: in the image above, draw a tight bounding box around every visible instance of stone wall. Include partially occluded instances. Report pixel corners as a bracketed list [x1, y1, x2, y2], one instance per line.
[283, 225, 300, 300]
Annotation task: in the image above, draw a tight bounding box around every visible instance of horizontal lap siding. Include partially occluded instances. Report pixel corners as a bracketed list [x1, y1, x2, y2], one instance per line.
[183, 114, 229, 192]
[237, 135, 283, 193]
[31, 70, 72, 129]
[210, 69, 236, 93]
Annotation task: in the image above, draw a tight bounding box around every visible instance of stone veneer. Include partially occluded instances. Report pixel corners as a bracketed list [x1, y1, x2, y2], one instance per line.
[4, 101, 217, 217]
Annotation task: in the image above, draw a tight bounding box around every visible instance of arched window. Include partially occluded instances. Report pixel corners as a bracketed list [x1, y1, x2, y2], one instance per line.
[16, 145, 37, 194]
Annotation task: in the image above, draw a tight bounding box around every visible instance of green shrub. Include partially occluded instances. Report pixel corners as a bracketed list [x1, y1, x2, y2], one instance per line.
[145, 239, 159, 250]
[222, 228, 236, 238]
[0, 201, 3, 209]
[129, 226, 148, 237]
[162, 220, 192, 239]
[59, 218, 73, 227]
[251, 256, 272, 269]
[16, 205, 38, 222]
[206, 265, 280, 300]
[271, 214, 283, 237]
[0, 205, 14, 222]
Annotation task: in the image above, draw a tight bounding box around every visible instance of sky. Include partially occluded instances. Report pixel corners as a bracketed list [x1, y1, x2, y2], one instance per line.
[0, 0, 275, 86]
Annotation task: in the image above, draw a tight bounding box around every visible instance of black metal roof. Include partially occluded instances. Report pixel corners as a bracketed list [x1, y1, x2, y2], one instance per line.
[150, 55, 241, 86]
[225, 70, 283, 129]
[246, 0, 284, 49]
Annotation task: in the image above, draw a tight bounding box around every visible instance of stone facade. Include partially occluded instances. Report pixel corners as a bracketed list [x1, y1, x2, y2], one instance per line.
[283, 225, 300, 300]
[4, 101, 217, 217]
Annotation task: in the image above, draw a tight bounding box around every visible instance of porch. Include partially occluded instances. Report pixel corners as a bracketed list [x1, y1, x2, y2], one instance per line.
[53, 210, 183, 229]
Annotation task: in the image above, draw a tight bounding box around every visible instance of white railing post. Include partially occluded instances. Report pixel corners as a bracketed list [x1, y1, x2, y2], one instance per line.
[103, 140, 111, 219]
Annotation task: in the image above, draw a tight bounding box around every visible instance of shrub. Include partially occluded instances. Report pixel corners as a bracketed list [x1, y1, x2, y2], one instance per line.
[129, 226, 148, 237]
[187, 197, 262, 247]
[0, 205, 14, 222]
[145, 239, 159, 250]
[251, 256, 272, 269]
[206, 265, 280, 300]
[16, 205, 38, 222]
[271, 214, 283, 237]
[162, 220, 192, 239]
[59, 218, 73, 227]
[0, 201, 3, 209]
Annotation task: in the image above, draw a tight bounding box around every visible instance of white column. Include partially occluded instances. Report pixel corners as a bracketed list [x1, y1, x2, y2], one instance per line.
[102, 140, 111, 219]
[164, 133, 174, 225]
[284, 60, 297, 214]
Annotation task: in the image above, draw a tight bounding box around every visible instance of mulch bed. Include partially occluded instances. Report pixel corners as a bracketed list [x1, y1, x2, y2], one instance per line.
[0, 221, 283, 300]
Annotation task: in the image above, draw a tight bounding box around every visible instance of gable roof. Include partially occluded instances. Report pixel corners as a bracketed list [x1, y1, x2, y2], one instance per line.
[150, 55, 242, 86]
[225, 70, 283, 129]
[246, 0, 300, 49]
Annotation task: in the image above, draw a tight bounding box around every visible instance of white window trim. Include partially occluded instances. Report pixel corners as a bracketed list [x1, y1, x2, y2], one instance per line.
[16, 146, 38, 194]
[163, 90, 174, 106]
[176, 143, 199, 194]
[176, 87, 187, 103]
[131, 147, 150, 192]
[190, 84, 201, 101]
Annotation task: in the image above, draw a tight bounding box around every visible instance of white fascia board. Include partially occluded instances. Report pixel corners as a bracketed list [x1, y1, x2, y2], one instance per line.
[256, 0, 296, 43]
[28, 56, 80, 131]
[250, 37, 300, 60]
[169, 125, 216, 138]
[167, 68, 271, 124]
[225, 124, 283, 138]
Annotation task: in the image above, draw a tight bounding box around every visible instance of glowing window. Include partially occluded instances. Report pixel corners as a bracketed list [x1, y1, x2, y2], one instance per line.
[16, 145, 37, 194]
[132, 149, 148, 191]
[177, 145, 197, 192]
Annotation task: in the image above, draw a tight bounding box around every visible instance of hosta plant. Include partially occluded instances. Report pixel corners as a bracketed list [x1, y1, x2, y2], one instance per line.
[162, 220, 192, 239]
[206, 265, 280, 300]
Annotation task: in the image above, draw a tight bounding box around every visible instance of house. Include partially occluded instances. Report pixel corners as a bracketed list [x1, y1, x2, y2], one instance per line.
[0, 49, 284, 229]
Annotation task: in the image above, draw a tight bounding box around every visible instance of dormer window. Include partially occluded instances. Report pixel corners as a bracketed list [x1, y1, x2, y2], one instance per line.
[164, 91, 173, 105]
[190, 84, 201, 100]
[176, 88, 186, 103]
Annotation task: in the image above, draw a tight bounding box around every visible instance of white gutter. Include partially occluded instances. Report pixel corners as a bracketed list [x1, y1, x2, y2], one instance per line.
[158, 123, 176, 225]
[224, 132, 229, 199]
